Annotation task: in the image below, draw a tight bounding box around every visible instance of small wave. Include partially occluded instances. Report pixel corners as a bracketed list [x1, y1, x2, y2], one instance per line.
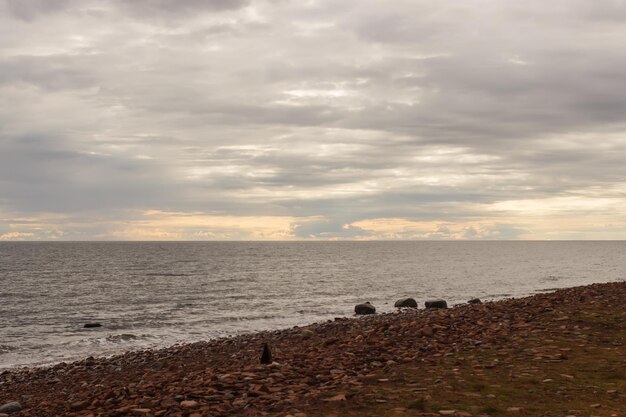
[541, 275, 562, 282]
[144, 273, 190, 277]
[217, 314, 286, 322]
[534, 287, 560, 293]
[0, 344, 17, 353]
[106, 333, 140, 342]
[173, 302, 195, 309]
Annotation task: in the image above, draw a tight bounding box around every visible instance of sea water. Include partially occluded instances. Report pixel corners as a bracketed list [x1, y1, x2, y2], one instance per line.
[1, 241, 624, 369]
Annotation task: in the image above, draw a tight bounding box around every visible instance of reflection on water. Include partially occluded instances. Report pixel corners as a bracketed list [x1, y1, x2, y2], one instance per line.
[0, 241, 624, 369]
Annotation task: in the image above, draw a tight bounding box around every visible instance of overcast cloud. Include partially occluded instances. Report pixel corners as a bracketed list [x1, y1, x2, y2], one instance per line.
[1, 0, 626, 240]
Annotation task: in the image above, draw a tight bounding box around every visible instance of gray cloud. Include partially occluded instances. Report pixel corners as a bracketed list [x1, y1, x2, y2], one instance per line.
[1, 0, 626, 239]
[2, 0, 72, 21]
[119, 0, 250, 15]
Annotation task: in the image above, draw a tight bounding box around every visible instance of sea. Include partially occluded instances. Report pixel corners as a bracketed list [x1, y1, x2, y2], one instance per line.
[1, 241, 624, 370]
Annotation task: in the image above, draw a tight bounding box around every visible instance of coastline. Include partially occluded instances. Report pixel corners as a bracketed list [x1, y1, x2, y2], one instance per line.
[1, 281, 625, 416]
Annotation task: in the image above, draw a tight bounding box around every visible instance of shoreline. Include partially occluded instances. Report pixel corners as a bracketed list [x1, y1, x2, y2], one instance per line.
[0, 284, 583, 373]
[1, 281, 625, 416]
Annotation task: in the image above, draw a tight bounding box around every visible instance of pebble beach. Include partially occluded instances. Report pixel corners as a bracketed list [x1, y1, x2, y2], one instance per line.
[1, 281, 625, 417]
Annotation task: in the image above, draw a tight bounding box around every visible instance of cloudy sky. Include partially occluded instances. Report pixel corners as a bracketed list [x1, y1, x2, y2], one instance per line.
[1, 0, 626, 240]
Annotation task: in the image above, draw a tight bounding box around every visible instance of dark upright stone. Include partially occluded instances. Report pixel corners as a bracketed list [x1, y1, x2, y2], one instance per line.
[260, 343, 272, 365]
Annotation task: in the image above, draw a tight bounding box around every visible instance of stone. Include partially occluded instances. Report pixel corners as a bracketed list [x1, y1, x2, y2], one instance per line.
[300, 329, 315, 339]
[419, 325, 434, 337]
[425, 299, 447, 309]
[322, 393, 346, 402]
[260, 343, 272, 365]
[468, 298, 482, 304]
[355, 302, 376, 315]
[394, 298, 418, 308]
[180, 400, 199, 409]
[83, 323, 102, 328]
[70, 400, 89, 411]
[0, 402, 22, 414]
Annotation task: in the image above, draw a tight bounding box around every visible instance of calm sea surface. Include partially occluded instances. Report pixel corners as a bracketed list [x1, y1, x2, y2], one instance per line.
[0, 241, 624, 369]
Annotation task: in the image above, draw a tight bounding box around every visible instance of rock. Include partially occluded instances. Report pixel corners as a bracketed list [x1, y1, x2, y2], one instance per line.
[300, 329, 315, 339]
[394, 298, 418, 308]
[0, 402, 22, 414]
[419, 325, 434, 337]
[322, 393, 346, 402]
[84, 323, 102, 328]
[425, 299, 447, 309]
[260, 343, 272, 365]
[70, 400, 89, 411]
[355, 302, 376, 315]
[468, 298, 482, 304]
[180, 400, 199, 409]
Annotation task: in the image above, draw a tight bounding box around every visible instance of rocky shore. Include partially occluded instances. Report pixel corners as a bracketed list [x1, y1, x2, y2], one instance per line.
[1, 281, 625, 417]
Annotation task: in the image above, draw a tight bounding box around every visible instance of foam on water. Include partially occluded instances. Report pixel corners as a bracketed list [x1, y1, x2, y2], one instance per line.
[0, 241, 624, 369]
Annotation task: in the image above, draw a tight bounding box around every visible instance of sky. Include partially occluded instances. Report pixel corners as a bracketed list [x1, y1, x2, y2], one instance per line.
[1, 0, 626, 241]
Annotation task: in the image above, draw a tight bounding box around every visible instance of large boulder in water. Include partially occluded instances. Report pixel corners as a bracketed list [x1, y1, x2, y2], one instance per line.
[425, 299, 447, 309]
[355, 302, 376, 315]
[394, 297, 418, 308]
[468, 298, 482, 304]
[84, 323, 102, 328]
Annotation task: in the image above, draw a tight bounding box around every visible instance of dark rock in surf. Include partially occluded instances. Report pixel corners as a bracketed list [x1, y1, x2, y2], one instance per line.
[394, 297, 418, 308]
[84, 323, 102, 328]
[468, 298, 482, 304]
[425, 299, 447, 309]
[260, 343, 272, 365]
[0, 402, 22, 414]
[355, 302, 376, 315]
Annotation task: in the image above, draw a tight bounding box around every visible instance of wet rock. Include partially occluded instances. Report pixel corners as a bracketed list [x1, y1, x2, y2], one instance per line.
[425, 299, 447, 309]
[394, 298, 418, 308]
[84, 323, 102, 328]
[355, 302, 376, 315]
[468, 298, 482, 304]
[0, 402, 22, 414]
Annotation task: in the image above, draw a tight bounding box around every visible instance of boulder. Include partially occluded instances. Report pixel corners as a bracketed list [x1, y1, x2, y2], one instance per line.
[0, 402, 22, 414]
[84, 323, 102, 328]
[468, 298, 482, 304]
[355, 302, 376, 315]
[394, 297, 418, 308]
[425, 299, 447, 309]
